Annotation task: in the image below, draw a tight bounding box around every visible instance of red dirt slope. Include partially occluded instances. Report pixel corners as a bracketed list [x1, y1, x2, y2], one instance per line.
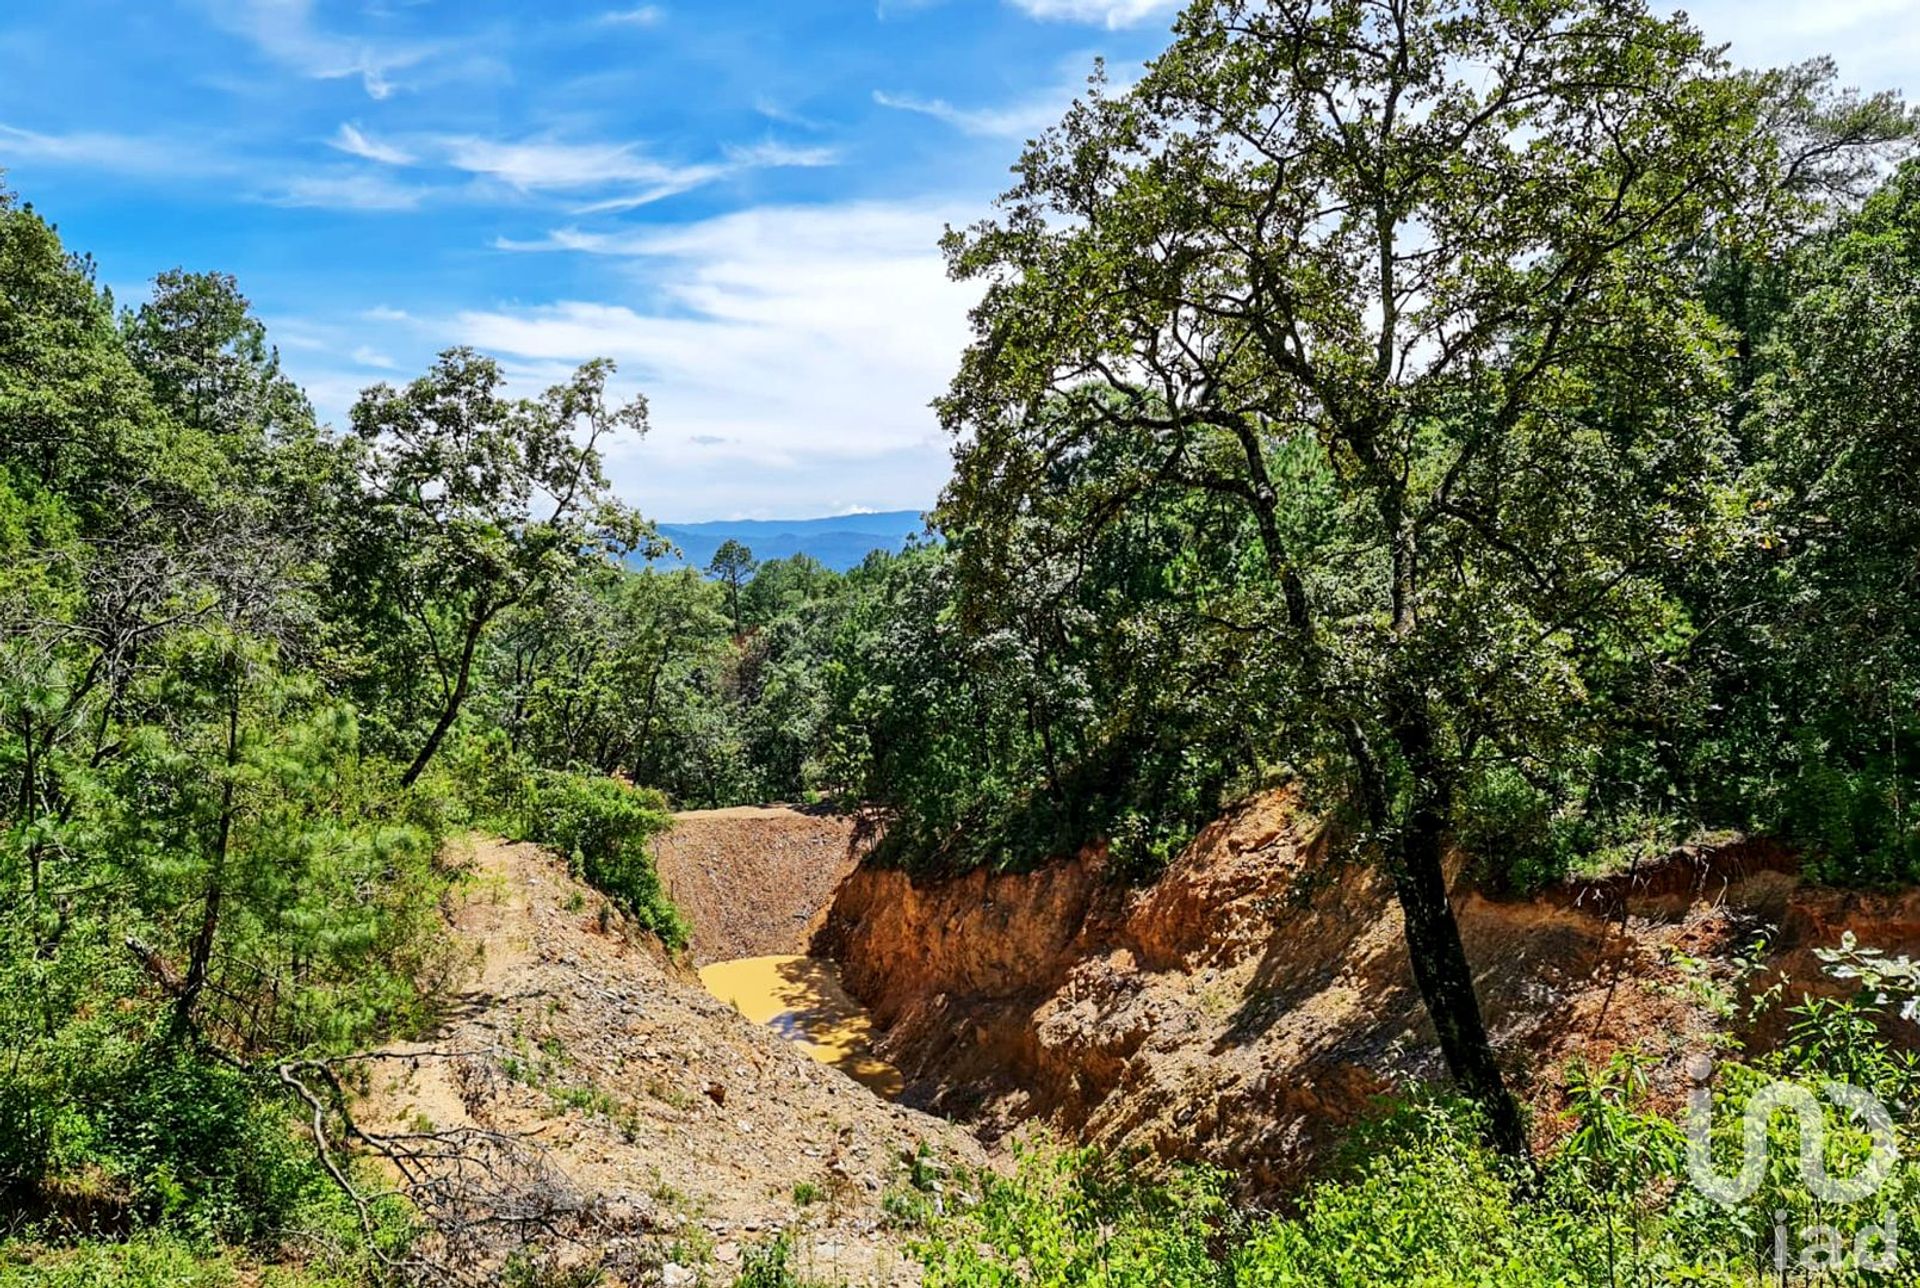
[818, 788, 1920, 1198]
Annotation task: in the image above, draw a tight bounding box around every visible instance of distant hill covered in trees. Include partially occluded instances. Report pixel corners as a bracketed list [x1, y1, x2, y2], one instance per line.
[646, 510, 929, 572]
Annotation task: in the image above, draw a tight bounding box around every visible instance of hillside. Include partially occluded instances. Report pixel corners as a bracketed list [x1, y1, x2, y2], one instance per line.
[819, 792, 1855, 1197]
[644, 512, 930, 573]
[355, 833, 983, 1285]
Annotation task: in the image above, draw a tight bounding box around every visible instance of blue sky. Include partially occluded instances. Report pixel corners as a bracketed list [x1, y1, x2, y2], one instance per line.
[1, 0, 1914, 520]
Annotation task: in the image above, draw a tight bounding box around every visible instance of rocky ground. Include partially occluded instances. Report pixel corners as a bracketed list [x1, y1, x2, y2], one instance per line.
[358, 833, 981, 1286]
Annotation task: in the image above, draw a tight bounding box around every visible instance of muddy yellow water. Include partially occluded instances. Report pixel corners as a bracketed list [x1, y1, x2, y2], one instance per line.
[698, 954, 904, 1098]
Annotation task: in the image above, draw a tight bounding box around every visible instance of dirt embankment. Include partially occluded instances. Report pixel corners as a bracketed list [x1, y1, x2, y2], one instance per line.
[653, 805, 872, 966]
[816, 789, 1920, 1198]
[361, 835, 980, 1285]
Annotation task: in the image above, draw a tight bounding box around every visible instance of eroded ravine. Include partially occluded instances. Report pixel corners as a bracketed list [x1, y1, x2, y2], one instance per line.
[357, 833, 985, 1286]
[661, 794, 1920, 1208]
[654, 805, 905, 1098]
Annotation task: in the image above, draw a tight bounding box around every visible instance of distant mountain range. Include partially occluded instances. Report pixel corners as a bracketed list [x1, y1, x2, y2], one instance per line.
[640, 510, 932, 574]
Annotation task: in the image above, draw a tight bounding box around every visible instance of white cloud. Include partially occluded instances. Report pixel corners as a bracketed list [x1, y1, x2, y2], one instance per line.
[351, 344, 398, 368]
[872, 88, 1068, 139]
[0, 122, 226, 176]
[204, 0, 440, 98]
[270, 170, 429, 209]
[599, 5, 665, 26]
[456, 201, 975, 517]
[723, 140, 840, 168]
[331, 123, 413, 165]
[278, 128, 833, 214]
[442, 135, 723, 192]
[430, 132, 842, 212]
[1681, 0, 1920, 90]
[1005, 0, 1180, 27]
[754, 97, 827, 131]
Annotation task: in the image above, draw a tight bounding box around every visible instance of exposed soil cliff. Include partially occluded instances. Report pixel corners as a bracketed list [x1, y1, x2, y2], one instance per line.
[817, 789, 1920, 1198]
[653, 804, 871, 965]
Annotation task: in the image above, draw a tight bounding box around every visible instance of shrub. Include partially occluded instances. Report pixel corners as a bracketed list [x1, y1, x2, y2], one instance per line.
[914, 1143, 1228, 1288]
[1778, 735, 1920, 886]
[733, 1234, 800, 1288]
[523, 772, 688, 949]
[0, 1233, 242, 1288]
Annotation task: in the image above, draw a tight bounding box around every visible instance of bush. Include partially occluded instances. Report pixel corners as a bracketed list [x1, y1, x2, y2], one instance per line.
[1778, 734, 1920, 886]
[523, 772, 688, 949]
[1452, 765, 1579, 892]
[0, 1233, 242, 1288]
[732, 1234, 800, 1288]
[914, 1143, 1228, 1288]
[29, 1035, 336, 1243]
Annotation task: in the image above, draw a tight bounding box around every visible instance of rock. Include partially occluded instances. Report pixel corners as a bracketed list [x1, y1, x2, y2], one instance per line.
[663, 1265, 696, 1288]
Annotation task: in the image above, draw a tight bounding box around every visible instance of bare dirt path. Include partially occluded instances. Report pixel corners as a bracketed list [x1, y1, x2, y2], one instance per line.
[361, 834, 981, 1286]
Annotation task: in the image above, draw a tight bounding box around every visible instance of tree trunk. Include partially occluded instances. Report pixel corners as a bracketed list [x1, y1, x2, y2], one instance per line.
[1389, 805, 1528, 1157]
[401, 604, 488, 788]
[174, 681, 242, 1041]
[1367, 691, 1528, 1167]
[1389, 707, 1529, 1160]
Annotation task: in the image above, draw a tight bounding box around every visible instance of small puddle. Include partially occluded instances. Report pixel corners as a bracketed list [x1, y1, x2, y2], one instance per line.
[698, 954, 904, 1098]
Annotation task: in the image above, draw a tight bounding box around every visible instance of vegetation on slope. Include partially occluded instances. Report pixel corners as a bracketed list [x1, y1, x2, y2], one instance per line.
[910, 966, 1920, 1287]
[0, 192, 689, 1278]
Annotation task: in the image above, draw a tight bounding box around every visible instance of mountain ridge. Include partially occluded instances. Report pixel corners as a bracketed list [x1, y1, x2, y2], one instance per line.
[642, 509, 930, 572]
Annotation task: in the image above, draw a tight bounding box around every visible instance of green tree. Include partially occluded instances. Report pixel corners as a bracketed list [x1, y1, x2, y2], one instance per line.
[1739, 160, 1920, 877]
[343, 349, 657, 786]
[937, 0, 1900, 1155]
[709, 539, 756, 635]
[123, 269, 312, 447]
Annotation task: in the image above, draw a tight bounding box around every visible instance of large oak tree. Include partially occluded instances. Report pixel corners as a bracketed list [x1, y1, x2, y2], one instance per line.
[937, 0, 1905, 1154]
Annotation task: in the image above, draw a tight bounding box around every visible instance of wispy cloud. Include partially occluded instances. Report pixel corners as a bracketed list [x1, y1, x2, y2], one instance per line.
[871, 88, 1066, 138]
[270, 170, 430, 210]
[203, 0, 441, 98]
[875, 57, 1135, 139]
[722, 140, 840, 168]
[330, 123, 414, 165]
[433, 133, 840, 211]
[458, 201, 974, 516]
[754, 97, 827, 131]
[351, 344, 398, 368]
[598, 5, 665, 26]
[440, 135, 717, 192]
[277, 127, 832, 214]
[492, 227, 648, 254]
[0, 122, 227, 176]
[1004, 0, 1180, 28]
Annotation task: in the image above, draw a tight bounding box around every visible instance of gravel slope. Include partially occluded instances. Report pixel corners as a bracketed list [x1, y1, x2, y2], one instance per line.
[359, 834, 980, 1285]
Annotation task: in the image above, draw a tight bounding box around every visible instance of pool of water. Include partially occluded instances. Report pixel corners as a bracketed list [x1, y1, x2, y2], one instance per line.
[697, 953, 904, 1097]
